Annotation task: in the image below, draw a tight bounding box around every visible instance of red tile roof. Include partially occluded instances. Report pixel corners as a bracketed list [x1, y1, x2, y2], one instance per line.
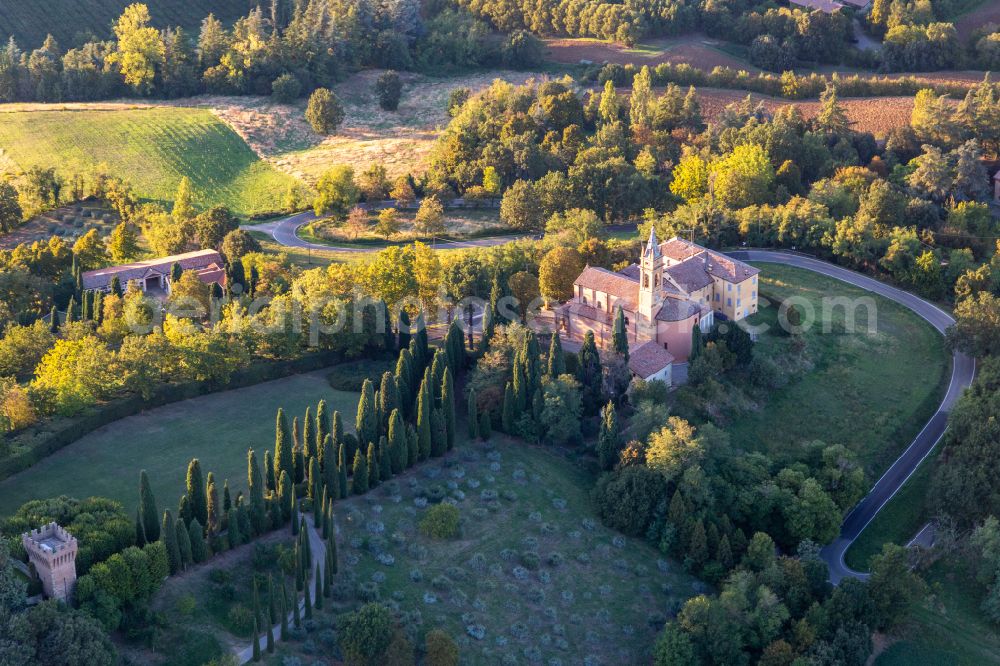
[575, 266, 639, 308]
[82, 249, 224, 290]
[628, 341, 674, 378]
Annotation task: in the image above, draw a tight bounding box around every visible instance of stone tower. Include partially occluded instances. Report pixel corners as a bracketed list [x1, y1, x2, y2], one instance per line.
[638, 226, 663, 322]
[22, 522, 78, 602]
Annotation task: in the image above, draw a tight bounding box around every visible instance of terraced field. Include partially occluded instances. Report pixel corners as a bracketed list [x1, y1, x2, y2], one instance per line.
[0, 105, 297, 217]
[0, 0, 251, 49]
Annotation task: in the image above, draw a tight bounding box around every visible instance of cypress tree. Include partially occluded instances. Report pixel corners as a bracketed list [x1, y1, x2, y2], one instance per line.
[467, 388, 478, 439]
[263, 450, 276, 493]
[292, 585, 301, 627]
[189, 519, 207, 563]
[314, 483, 325, 528]
[139, 470, 160, 542]
[178, 494, 191, 526]
[237, 501, 251, 543]
[81, 290, 90, 321]
[379, 371, 398, 435]
[301, 522, 312, 567]
[267, 574, 277, 625]
[512, 354, 527, 411]
[206, 472, 220, 538]
[343, 433, 359, 473]
[248, 449, 267, 536]
[322, 499, 331, 540]
[415, 313, 429, 367]
[356, 378, 377, 451]
[252, 615, 261, 662]
[576, 331, 603, 412]
[442, 369, 456, 451]
[612, 306, 629, 360]
[307, 456, 319, 500]
[416, 377, 432, 460]
[303, 571, 313, 619]
[430, 350, 446, 407]
[278, 471, 292, 522]
[406, 425, 418, 468]
[135, 509, 146, 548]
[352, 450, 369, 494]
[531, 388, 544, 430]
[337, 443, 349, 499]
[547, 333, 565, 377]
[479, 411, 492, 440]
[314, 564, 323, 610]
[445, 320, 465, 375]
[269, 496, 282, 531]
[160, 510, 181, 574]
[252, 577, 261, 637]
[388, 410, 405, 474]
[92, 290, 103, 325]
[321, 435, 337, 494]
[597, 402, 621, 471]
[395, 350, 412, 414]
[223, 480, 232, 514]
[290, 496, 299, 536]
[430, 409, 446, 457]
[331, 410, 343, 452]
[502, 382, 515, 433]
[176, 517, 193, 568]
[316, 400, 331, 462]
[690, 325, 703, 362]
[378, 435, 392, 481]
[398, 309, 412, 351]
[280, 576, 289, 639]
[367, 442, 379, 488]
[185, 459, 207, 527]
[293, 445, 305, 485]
[227, 508, 241, 549]
[274, 408, 293, 485]
[49, 305, 59, 332]
[525, 332, 541, 394]
[65, 296, 75, 324]
[110, 274, 122, 297]
[302, 406, 314, 460]
[294, 542, 304, 592]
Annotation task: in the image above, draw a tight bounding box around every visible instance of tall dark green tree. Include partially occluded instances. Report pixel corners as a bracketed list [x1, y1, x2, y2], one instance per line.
[264, 450, 276, 493]
[442, 369, 456, 451]
[160, 509, 181, 574]
[337, 443, 349, 499]
[445, 319, 465, 375]
[597, 402, 621, 471]
[416, 376, 432, 460]
[388, 409, 406, 474]
[139, 469, 160, 542]
[186, 459, 208, 528]
[502, 382, 515, 433]
[322, 435, 337, 497]
[356, 378, 378, 450]
[176, 517, 193, 568]
[612, 307, 629, 360]
[248, 449, 267, 536]
[690, 325, 703, 362]
[576, 331, 603, 412]
[367, 442, 379, 488]
[278, 471, 293, 522]
[302, 406, 314, 460]
[379, 371, 398, 435]
[352, 450, 369, 494]
[189, 518, 207, 563]
[378, 436, 392, 481]
[274, 408, 294, 484]
[547, 333, 565, 376]
[467, 388, 479, 439]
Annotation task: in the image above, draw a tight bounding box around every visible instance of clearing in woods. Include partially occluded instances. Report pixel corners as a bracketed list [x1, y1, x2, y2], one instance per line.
[0, 105, 297, 217]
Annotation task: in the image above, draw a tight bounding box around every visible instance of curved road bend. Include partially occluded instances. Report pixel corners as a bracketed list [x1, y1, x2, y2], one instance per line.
[244, 210, 524, 253]
[728, 250, 976, 583]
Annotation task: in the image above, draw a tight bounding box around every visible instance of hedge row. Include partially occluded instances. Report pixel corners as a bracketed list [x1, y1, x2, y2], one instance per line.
[0, 350, 345, 482]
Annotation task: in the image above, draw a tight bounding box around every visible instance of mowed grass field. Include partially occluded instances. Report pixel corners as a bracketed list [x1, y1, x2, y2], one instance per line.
[731, 263, 949, 476]
[0, 106, 297, 217]
[0, 0, 250, 49]
[0, 371, 359, 517]
[139, 435, 701, 665]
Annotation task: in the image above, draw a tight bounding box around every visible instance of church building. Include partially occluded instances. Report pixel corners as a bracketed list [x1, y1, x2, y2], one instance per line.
[556, 229, 760, 379]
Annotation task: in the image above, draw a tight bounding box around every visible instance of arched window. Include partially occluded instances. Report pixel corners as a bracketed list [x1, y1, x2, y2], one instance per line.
[643, 274, 649, 288]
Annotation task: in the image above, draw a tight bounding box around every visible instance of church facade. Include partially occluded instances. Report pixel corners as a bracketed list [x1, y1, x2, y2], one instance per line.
[556, 230, 760, 371]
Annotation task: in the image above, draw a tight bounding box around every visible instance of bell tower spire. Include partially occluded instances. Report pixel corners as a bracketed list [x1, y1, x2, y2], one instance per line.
[639, 227, 663, 320]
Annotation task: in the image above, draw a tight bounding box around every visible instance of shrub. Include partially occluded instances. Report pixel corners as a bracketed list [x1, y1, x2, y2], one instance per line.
[375, 71, 403, 111]
[419, 503, 460, 539]
[227, 604, 255, 636]
[520, 552, 540, 570]
[306, 88, 344, 135]
[425, 629, 459, 666]
[327, 358, 394, 391]
[337, 603, 395, 665]
[272, 73, 302, 103]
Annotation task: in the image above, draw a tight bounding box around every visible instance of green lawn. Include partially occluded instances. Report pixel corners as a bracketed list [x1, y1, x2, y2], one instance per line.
[134, 435, 701, 665]
[0, 107, 297, 217]
[0, 371, 359, 517]
[0, 0, 249, 49]
[876, 560, 1000, 666]
[844, 449, 938, 571]
[728, 263, 949, 476]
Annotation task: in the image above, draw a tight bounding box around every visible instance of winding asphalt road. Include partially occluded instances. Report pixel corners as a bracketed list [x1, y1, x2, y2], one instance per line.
[728, 250, 976, 583]
[245, 209, 525, 253]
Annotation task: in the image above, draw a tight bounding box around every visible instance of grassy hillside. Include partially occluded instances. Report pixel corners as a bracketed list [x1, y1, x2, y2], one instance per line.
[0, 105, 297, 217]
[0, 0, 252, 50]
